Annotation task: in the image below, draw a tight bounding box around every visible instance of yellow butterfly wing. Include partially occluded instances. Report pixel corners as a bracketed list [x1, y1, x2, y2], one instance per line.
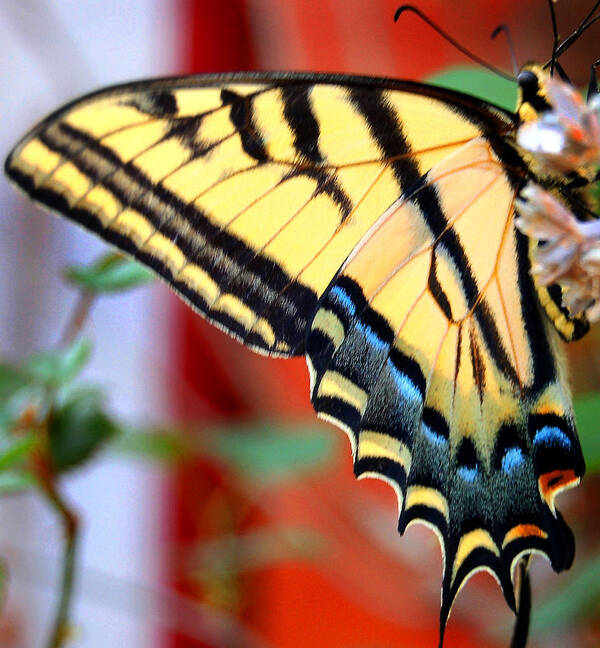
[4, 71, 585, 638]
[6, 74, 499, 356]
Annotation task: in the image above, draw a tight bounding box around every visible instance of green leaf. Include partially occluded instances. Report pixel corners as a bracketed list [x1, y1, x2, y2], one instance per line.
[65, 253, 154, 293]
[25, 337, 92, 387]
[0, 433, 38, 470]
[49, 389, 120, 472]
[0, 363, 45, 431]
[574, 392, 600, 473]
[532, 555, 600, 632]
[0, 364, 30, 401]
[210, 422, 334, 483]
[426, 66, 518, 112]
[0, 470, 37, 494]
[114, 422, 335, 477]
[113, 429, 188, 462]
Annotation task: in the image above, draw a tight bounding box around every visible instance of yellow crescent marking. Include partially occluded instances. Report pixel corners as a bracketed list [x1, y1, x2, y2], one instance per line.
[251, 317, 277, 349]
[48, 162, 91, 205]
[452, 529, 499, 582]
[317, 371, 368, 413]
[311, 308, 345, 350]
[358, 431, 412, 474]
[405, 485, 449, 522]
[113, 209, 154, 247]
[177, 264, 220, 305]
[84, 185, 121, 224]
[143, 231, 187, 271]
[15, 139, 62, 182]
[210, 294, 276, 346]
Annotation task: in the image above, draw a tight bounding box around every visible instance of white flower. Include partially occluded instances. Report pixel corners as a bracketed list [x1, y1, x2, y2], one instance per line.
[517, 77, 600, 175]
[516, 184, 600, 321]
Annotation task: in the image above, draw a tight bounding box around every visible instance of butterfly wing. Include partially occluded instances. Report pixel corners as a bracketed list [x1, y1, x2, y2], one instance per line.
[4, 72, 584, 634]
[306, 136, 585, 634]
[5, 72, 510, 356]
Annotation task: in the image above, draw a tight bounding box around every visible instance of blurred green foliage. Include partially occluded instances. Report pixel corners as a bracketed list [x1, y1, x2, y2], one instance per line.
[65, 253, 154, 293]
[532, 555, 600, 634]
[574, 393, 600, 473]
[209, 422, 334, 483]
[25, 337, 92, 388]
[117, 421, 334, 483]
[49, 388, 121, 473]
[0, 252, 335, 639]
[427, 66, 517, 112]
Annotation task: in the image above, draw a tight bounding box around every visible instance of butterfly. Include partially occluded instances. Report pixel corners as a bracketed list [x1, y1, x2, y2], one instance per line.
[4, 3, 599, 646]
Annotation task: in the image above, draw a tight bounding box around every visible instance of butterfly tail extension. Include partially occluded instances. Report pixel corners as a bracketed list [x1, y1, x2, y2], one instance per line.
[509, 558, 532, 648]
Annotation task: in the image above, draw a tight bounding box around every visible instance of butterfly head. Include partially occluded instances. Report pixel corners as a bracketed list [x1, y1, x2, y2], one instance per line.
[517, 64, 551, 122]
[517, 65, 553, 124]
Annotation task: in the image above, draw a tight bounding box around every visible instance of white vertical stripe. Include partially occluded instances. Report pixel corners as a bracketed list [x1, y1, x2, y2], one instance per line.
[0, 2, 177, 646]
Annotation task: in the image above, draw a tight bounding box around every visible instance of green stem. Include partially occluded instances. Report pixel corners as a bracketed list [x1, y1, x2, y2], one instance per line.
[42, 476, 79, 648]
[42, 271, 91, 645]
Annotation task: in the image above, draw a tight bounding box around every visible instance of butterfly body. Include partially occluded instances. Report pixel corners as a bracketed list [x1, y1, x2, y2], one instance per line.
[5, 65, 590, 642]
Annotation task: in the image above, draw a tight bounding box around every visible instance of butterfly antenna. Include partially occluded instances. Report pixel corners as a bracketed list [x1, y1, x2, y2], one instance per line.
[554, 60, 571, 84]
[491, 24, 519, 76]
[510, 560, 531, 648]
[588, 59, 599, 100]
[546, 0, 560, 75]
[394, 5, 514, 81]
[549, 0, 600, 63]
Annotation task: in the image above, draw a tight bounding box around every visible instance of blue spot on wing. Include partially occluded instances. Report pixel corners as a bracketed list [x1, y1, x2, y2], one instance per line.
[422, 422, 447, 445]
[388, 361, 422, 403]
[533, 426, 572, 450]
[501, 447, 525, 473]
[356, 321, 388, 351]
[457, 466, 479, 482]
[329, 286, 356, 316]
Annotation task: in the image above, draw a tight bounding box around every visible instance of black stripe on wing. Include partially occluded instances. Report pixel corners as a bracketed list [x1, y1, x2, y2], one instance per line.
[7, 121, 319, 355]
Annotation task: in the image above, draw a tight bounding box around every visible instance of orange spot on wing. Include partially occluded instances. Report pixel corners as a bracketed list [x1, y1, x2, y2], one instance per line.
[502, 524, 547, 548]
[534, 405, 564, 416]
[539, 469, 579, 509]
